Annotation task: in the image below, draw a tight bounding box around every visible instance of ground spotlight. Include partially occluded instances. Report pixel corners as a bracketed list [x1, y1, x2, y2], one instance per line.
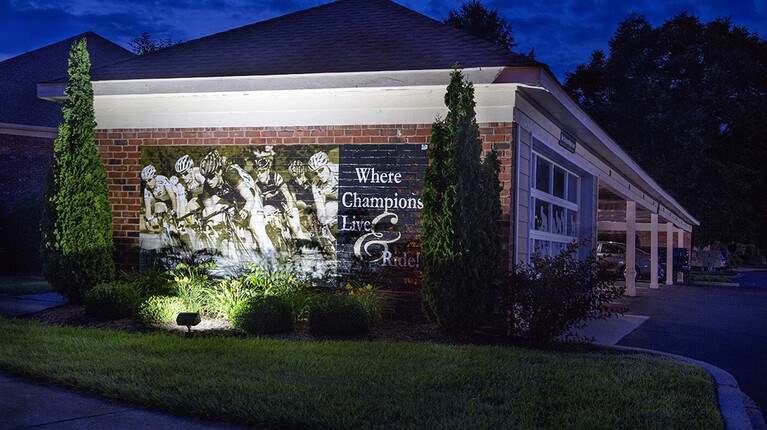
[176, 312, 201, 338]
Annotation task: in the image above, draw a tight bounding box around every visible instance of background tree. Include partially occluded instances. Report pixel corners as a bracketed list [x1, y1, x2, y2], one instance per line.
[565, 13, 767, 251]
[421, 69, 501, 332]
[129, 32, 180, 55]
[42, 39, 115, 303]
[444, 0, 517, 50]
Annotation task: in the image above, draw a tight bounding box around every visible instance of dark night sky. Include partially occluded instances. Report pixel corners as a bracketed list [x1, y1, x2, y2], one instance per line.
[2, 0, 765, 81]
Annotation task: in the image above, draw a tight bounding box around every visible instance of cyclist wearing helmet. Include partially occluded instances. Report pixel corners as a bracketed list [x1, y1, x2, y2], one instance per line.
[306, 151, 338, 228]
[141, 164, 178, 232]
[198, 149, 276, 264]
[243, 146, 309, 244]
[174, 154, 206, 216]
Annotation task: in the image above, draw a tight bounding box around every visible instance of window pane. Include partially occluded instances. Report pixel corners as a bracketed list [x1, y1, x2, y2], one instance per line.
[535, 157, 550, 192]
[534, 199, 550, 232]
[552, 205, 565, 235]
[566, 209, 579, 236]
[553, 167, 565, 199]
[534, 239, 551, 257]
[567, 173, 578, 203]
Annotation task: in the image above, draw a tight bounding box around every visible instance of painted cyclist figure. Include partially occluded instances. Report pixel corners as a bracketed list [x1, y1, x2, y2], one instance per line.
[198, 149, 277, 265]
[243, 146, 310, 247]
[174, 154, 206, 217]
[141, 164, 178, 233]
[288, 151, 338, 254]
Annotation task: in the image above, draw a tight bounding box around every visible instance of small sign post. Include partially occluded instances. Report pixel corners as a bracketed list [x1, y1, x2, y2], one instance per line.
[559, 131, 576, 153]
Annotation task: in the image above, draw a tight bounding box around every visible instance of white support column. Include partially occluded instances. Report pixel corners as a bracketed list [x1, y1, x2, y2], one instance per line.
[626, 201, 637, 297]
[677, 227, 684, 248]
[650, 213, 659, 289]
[666, 223, 674, 285]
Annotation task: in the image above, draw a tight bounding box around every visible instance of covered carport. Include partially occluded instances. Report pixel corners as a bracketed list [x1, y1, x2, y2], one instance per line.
[597, 187, 696, 296]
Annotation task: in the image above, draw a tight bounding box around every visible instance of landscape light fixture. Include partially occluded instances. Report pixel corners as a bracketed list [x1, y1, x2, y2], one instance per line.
[176, 312, 201, 338]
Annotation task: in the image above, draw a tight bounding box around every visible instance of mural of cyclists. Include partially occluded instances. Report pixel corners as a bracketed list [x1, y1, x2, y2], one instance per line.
[140, 144, 427, 285]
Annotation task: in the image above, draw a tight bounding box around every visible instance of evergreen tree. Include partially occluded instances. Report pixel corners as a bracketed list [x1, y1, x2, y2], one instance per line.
[565, 13, 767, 250]
[445, 0, 517, 50]
[421, 69, 501, 332]
[42, 38, 115, 303]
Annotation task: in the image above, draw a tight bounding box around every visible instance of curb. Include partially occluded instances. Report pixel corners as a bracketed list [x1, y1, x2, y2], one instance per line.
[602, 344, 754, 430]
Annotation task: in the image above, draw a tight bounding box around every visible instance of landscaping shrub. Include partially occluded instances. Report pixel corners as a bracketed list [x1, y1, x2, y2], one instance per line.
[203, 278, 254, 320]
[83, 282, 141, 320]
[167, 262, 214, 313]
[231, 296, 293, 335]
[121, 269, 174, 298]
[344, 282, 389, 324]
[508, 241, 626, 343]
[137, 295, 185, 327]
[245, 265, 311, 322]
[309, 295, 370, 337]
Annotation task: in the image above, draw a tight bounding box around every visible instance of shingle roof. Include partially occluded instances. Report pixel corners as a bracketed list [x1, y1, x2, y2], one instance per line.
[0, 32, 134, 128]
[90, 0, 540, 82]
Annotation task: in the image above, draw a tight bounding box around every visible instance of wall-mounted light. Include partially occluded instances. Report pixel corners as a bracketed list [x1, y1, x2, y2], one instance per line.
[176, 312, 201, 338]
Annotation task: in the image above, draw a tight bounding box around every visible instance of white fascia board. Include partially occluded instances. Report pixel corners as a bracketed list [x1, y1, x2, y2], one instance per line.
[507, 67, 698, 228]
[536, 71, 699, 227]
[93, 83, 516, 130]
[0, 122, 58, 138]
[37, 83, 67, 103]
[599, 220, 692, 233]
[90, 67, 507, 97]
[513, 94, 661, 214]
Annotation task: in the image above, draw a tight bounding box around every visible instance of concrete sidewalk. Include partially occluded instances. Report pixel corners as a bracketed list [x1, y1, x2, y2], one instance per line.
[0, 373, 249, 430]
[0, 292, 67, 316]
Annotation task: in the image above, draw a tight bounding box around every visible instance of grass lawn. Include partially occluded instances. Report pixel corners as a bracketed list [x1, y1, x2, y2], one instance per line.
[0, 318, 722, 429]
[689, 271, 736, 284]
[0, 275, 53, 296]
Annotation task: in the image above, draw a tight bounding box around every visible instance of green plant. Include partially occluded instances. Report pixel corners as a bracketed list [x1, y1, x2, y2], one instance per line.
[309, 294, 370, 337]
[203, 278, 255, 320]
[82, 282, 141, 320]
[137, 295, 185, 327]
[231, 296, 293, 335]
[727, 243, 764, 268]
[244, 265, 311, 321]
[344, 282, 389, 324]
[167, 262, 214, 313]
[509, 241, 626, 343]
[421, 68, 501, 332]
[40, 38, 115, 304]
[120, 269, 174, 298]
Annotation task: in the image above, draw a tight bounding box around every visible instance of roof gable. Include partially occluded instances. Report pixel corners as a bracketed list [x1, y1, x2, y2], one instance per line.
[0, 32, 134, 128]
[90, 0, 539, 81]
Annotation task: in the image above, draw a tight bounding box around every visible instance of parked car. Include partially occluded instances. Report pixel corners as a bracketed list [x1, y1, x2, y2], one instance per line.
[660, 248, 691, 276]
[596, 241, 665, 281]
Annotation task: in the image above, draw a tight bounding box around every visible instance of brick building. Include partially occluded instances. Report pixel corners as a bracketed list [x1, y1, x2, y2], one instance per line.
[38, 0, 698, 297]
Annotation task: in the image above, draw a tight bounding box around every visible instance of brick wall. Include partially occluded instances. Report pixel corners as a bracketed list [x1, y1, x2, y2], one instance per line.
[0, 133, 54, 217]
[0, 133, 54, 272]
[96, 123, 515, 283]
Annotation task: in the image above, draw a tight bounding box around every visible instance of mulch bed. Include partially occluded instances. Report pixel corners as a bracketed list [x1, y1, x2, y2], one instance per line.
[18, 303, 464, 344]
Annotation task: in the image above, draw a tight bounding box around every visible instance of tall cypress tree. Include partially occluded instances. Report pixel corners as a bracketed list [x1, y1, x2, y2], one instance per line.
[421, 69, 501, 332]
[42, 39, 115, 303]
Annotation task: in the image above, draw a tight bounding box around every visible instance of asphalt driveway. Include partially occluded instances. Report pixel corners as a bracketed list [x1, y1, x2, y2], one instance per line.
[616, 276, 767, 413]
